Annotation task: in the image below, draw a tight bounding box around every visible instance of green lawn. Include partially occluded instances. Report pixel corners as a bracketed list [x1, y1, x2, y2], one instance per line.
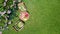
[3, 0, 60, 34]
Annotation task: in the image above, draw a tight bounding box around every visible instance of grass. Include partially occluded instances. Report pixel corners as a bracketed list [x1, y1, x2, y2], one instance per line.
[2, 0, 60, 34]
